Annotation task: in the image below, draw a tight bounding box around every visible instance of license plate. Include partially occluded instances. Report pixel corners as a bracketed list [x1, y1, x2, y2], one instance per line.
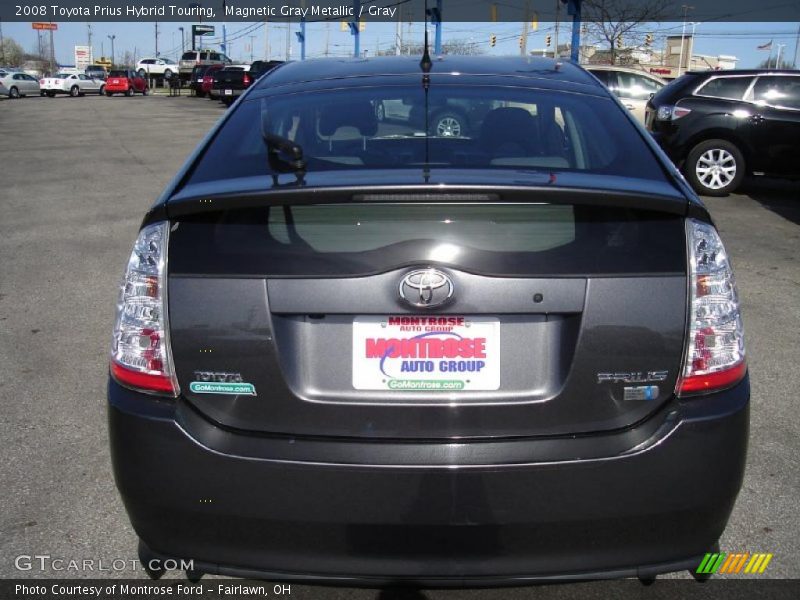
[224, 89, 232, 95]
[352, 316, 500, 391]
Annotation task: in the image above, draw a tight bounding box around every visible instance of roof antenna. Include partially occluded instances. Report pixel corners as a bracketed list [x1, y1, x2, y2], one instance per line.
[420, 0, 433, 73]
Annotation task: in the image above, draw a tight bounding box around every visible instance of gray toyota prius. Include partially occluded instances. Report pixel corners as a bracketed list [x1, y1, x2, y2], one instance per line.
[108, 56, 748, 584]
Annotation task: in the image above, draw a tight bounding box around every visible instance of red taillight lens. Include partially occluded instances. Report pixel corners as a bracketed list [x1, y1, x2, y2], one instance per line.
[243, 73, 252, 86]
[110, 222, 178, 396]
[676, 219, 746, 396]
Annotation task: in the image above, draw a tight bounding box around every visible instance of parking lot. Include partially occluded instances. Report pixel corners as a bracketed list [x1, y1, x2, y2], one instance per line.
[0, 94, 798, 595]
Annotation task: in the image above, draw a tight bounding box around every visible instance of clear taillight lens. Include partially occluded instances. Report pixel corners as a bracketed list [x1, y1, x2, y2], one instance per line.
[110, 221, 178, 396]
[677, 219, 746, 395]
[657, 105, 692, 121]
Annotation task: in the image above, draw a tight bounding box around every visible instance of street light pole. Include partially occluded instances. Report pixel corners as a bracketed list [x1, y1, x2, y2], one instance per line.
[108, 34, 116, 68]
[179, 27, 185, 54]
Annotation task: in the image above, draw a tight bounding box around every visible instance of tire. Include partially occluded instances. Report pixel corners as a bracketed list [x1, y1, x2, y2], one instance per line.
[98, 85, 105, 95]
[126, 87, 134, 97]
[70, 85, 80, 97]
[9, 86, 19, 99]
[684, 139, 745, 197]
[375, 100, 386, 122]
[40, 91, 45, 97]
[105, 91, 113, 97]
[164, 69, 173, 79]
[138, 69, 146, 78]
[432, 110, 466, 137]
[142, 87, 149, 96]
[195, 90, 205, 98]
[47, 91, 56, 98]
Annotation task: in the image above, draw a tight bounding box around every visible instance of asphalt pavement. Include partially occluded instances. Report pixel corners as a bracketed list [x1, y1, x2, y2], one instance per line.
[0, 94, 798, 597]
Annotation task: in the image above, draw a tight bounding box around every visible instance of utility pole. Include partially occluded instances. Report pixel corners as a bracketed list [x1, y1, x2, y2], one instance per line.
[553, 0, 560, 58]
[264, 19, 272, 62]
[325, 21, 330, 56]
[87, 23, 92, 54]
[433, 0, 442, 55]
[520, 1, 530, 56]
[249, 35, 256, 62]
[793, 24, 800, 68]
[49, 24, 55, 74]
[179, 27, 185, 54]
[677, 4, 693, 77]
[395, 6, 402, 55]
[0, 18, 5, 65]
[285, 19, 291, 60]
[155, 22, 159, 57]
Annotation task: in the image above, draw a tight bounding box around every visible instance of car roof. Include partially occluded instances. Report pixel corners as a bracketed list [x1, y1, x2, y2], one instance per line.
[684, 69, 799, 77]
[255, 55, 604, 95]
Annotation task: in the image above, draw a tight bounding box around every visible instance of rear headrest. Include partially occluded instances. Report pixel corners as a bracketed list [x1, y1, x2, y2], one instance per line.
[319, 101, 378, 137]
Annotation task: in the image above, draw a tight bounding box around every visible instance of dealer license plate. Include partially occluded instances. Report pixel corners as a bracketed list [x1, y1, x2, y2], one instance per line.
[352, 316, 500, 391]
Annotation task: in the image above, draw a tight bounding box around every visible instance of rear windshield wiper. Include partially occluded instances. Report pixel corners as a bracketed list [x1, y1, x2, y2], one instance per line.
[263, 132, 306, 185]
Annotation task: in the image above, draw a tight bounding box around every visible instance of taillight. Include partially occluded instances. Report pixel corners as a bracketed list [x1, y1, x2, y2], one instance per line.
[243, 73, 252, 86]
[656, 105, 691, 121]
[677, 219, 746, 395]
[110, 222, 178, 396]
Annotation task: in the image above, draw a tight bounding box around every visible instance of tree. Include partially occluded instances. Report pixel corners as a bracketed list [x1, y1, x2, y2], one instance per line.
[379, 39, 483, 57]
[583, 0, 671, 64]
[756, 57, 794, 69]
[0, 37, 25, 66]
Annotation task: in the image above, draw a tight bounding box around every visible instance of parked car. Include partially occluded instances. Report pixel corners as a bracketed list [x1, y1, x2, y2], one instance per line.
[178, 50, 231, 83]
[647, 69, 800, 195]
[105, 69, 149, 96]
[188, 65, 210, 97]
[212, 64, 265, 106]
[109, 56, 748, 585]
[212, 60, 282, 106]
[136, 57, 179, 79]
[0, 71, 40, 98]
[85, 64, 108, 81]
[40, 72, 105, 97]
[374, 95, 497, 137]
[200, 64, 225, 99]
[586, 66, 665, 123]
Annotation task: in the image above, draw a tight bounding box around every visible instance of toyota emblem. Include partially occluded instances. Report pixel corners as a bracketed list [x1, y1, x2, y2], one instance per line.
[399, 269, 454, 308]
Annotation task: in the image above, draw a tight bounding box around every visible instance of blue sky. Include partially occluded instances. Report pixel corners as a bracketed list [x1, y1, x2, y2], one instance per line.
[3, 19, 799, 68]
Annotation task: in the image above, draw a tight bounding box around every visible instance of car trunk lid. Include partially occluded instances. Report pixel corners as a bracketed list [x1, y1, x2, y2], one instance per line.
[165, 181, 689, 440]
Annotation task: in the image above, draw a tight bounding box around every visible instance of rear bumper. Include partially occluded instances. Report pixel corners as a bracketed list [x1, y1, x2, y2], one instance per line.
[109, 376, 749, 584]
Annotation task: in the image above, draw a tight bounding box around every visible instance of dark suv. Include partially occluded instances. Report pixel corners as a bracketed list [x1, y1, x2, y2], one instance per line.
[647, 70, 800, 195]
[109, 56, 748, 585]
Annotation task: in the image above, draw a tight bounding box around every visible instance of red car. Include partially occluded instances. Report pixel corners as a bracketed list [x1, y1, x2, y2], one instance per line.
[105, 69, 149, 96]
[201, 64, 224, 99]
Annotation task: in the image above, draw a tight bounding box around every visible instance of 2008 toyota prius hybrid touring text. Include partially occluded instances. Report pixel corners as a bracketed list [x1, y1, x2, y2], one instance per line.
[108, 57, 749, 584]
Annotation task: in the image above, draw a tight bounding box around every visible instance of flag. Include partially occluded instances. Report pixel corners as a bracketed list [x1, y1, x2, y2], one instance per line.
[757, 40, 773, 50]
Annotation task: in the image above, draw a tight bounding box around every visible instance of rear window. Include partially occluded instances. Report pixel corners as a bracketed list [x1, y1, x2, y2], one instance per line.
[169, 203, 685, 277]
[188, 85, 667, 183]
[109, 70, 127, 77]
[695, 76, 753, 100]
[181, 52, 196, 61]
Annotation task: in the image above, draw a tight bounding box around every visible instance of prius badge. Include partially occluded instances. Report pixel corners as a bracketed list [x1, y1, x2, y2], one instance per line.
[399, 269, 454, 309]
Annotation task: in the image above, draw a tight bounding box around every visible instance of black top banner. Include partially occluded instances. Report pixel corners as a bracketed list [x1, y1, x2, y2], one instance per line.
[2, 0, 800, 23]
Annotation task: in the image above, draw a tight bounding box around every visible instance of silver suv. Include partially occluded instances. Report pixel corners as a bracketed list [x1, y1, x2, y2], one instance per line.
[178, 50, 231, 83]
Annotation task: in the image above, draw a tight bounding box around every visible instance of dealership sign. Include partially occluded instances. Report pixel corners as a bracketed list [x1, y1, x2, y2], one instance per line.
[32, 22, 58, 30]
[74, 46, 92, 70]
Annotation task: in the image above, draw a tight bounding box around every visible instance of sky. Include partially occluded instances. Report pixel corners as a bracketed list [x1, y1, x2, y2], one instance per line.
[2, 19, 799, 68]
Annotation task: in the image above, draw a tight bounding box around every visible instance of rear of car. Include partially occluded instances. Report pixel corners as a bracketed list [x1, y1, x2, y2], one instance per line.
[211, 65, 254, 105]
[41, 73, 74, 96]
[201, 64, 224, 98]
[109, 57, 748, 584]
[105, 70, 148, 96]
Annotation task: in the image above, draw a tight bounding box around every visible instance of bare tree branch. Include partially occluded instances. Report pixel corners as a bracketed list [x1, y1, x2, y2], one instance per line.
[583, 0, 671, 64]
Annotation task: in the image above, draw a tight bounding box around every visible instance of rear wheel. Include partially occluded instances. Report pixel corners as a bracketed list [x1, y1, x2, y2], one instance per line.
[684, 139, 745, 197]
[142, 87, 150, 96]
[98, 85, 105, 95]
[105, 91, 113, 97]
[164, 69, 173, 79]
[9, 86, 19, 99]
[138, 69, 147, 78]
[46, 91, 56, 98]
[70, 85, 80, 97]
[375, 100, 386, 121]
[126, 87, 134, 97]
